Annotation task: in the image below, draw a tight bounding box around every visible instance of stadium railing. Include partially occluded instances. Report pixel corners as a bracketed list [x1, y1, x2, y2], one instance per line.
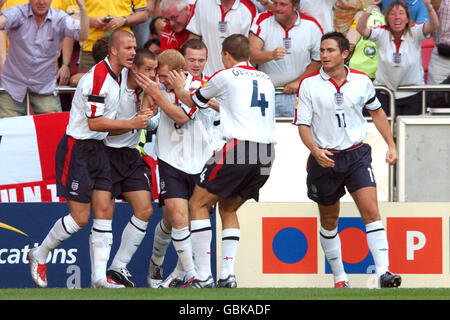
[274, 84, 450, 202]
[1, 84, 449, 202]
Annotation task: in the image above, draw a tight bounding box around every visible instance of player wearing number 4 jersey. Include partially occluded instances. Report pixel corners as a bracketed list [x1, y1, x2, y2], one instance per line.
[168, 34, 276, 288]
[294, 32, 401, 289]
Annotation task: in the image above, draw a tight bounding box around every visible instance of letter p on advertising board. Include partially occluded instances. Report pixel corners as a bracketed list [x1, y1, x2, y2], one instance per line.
[387, 217, 442, 274]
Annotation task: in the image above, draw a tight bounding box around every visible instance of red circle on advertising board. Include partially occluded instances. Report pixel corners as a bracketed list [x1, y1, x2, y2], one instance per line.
[340, 227, 370, 264]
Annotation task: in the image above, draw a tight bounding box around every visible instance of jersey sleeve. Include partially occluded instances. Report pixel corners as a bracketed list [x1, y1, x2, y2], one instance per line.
[147, 111, 160, 131]
[180, 104, 199, 119]
[81, 74, 107, 118]
[292, 79, 313, 126]
[250, 12, 267, 40]
[411, 23, 427, 43]
[192, 73, 223, 109]
[363, 78, 381, 111]
[367, 26, 385, 43]
[185, 0, 201, 37]
[310, 26, 322, 61]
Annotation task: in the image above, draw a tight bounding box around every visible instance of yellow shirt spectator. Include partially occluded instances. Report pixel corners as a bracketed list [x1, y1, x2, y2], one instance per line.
[83, 0, 147, 52]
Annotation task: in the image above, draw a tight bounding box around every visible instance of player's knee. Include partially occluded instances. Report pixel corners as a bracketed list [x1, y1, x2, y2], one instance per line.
[361, 211, 381, 225]
[320, 215, 339, 230]
[135, 205, 153, 222]
[170, 211, 188, 229]
[72, 215, 89, 228]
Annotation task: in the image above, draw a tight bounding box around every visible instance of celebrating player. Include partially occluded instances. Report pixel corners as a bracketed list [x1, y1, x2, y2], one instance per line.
[166, 34, 276, 288]
[293, 31, 401, 288]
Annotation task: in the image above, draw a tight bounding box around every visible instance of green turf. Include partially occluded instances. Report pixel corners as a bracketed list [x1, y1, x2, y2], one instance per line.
[0, 287, 449, 300]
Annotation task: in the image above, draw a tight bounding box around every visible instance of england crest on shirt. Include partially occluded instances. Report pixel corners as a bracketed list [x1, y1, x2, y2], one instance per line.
[334, 92, 344, 106]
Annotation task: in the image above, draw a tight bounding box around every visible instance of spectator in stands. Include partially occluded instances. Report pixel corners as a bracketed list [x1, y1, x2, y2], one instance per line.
[334, 0, 371, 36]
[382, 0, 430, 22]
[69, 36, 110, 87]
[78, 0, 148, 72]
[149, 15, 166, 40]
[249, 0, 322, 117]
[0, 0, 88, 118]
[427, 0, 450, 86]
[348, 1, 385, 79]
[300, 0, 337, 33]
[159, 0, 194, 52]
[133, 0, 157, 48]
[252, 0, 273, 12]
[357, 0, 439, 117]
[144, 37, 161, 55]
[0, 0, 82, 111]
[185, 0, 257, 77]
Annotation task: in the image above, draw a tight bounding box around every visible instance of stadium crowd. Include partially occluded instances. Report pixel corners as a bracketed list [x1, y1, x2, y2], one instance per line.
[0, 0, 447, 118]
[0, 0, 448, 289]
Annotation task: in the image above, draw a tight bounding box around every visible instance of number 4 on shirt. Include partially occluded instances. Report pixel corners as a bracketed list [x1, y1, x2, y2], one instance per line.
[251, 80, 268, 116]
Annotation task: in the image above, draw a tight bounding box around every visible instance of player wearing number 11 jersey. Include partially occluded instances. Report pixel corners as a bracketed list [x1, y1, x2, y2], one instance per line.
[293, 32, 401, 289]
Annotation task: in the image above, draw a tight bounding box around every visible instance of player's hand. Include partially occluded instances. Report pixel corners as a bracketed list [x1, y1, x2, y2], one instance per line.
[312, 148, 335, 168]
[370, 0, 382, 5]
[271, 46, 286, 60]
[168, 70, 187, 92]
[135, 72, 160, 97]
[385, 145, 398, 165]
[132, 113, 150, 129]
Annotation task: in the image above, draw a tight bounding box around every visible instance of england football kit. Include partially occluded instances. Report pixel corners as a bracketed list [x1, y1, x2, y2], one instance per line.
[55, 58, 126, 202]
[294, 66, 381, 204]
[191, 61, 276, 201]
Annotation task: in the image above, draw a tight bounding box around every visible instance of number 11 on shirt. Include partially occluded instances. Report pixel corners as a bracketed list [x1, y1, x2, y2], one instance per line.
[335, 112, 347, 128]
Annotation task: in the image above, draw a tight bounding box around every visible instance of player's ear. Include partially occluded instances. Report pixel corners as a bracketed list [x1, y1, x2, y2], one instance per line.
[342, 49, 350, 60]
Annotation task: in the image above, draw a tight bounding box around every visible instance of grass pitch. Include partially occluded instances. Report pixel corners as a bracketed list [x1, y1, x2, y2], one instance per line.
[0, 287, 449, 300]
[1, 288, 448, 318]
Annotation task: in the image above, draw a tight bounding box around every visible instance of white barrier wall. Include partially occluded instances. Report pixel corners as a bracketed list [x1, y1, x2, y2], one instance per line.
[258, 121, 390, 202]
[216, 202, 450, 288]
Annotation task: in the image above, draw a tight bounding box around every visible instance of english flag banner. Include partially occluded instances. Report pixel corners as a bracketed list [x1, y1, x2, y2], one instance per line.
[0, 112, 69, 202]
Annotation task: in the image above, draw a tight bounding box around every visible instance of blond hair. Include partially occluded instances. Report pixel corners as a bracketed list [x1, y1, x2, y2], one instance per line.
[157, 49, 186, 71]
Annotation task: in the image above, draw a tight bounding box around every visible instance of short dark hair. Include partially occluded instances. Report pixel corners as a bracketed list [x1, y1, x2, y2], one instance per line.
[133, 48, 157, 67]
[180, 38, 208, 56]
[222, 34, 250, 61]
[92, 37, 109, 63]
[108, 29, 135, 53]
[321, 31, 350, 53]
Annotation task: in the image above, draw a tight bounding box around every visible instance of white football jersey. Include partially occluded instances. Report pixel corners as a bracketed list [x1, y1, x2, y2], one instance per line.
[250, 11, 322, 87]
[186, 0, 257, 77]
[104, 70, 142, 149]
[369, 23, 426, 99]
[66, 58, 127, 140]
[192, 61, 276, 144]
[154, 74, 222, 174]
[293, 66, 381, 150]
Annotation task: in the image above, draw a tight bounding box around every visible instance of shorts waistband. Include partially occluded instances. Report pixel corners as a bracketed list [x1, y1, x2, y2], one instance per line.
[327, 142, 364, 152]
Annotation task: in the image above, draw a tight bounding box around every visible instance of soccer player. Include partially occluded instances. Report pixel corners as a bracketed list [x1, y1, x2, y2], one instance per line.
[104, 48, 159, 288]
[135, 46, 221, 288]
[27, 30, 150, 289]
[293, 31, 401, 288]
[144, 39, 221, 288]
[165, 34, 276, 288]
